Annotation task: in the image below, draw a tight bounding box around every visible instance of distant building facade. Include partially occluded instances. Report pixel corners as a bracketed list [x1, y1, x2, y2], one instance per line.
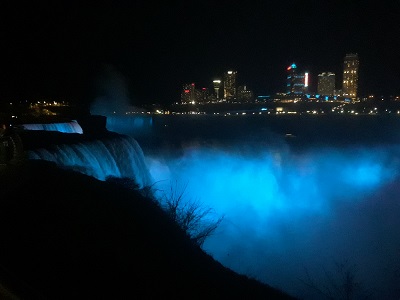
[213, 80, 221, 100]
[237, 85, 253, 102]
[199, 87, 209, 103]
[342, 53, 359, 99]
[334, 89, 342, 97]
[286, 63, 308, 95]
[223, 70, 237, 101]
[317, 72, 335, 96]
[181, 83, 197, 104]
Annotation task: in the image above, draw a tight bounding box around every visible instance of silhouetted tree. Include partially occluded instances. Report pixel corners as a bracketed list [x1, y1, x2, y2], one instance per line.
[106, 177, 224, 247]
[160, 181, 224, 247]
[299, 260, 374, 300]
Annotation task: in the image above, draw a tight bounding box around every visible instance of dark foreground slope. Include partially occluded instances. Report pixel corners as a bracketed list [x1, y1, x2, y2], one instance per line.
[0, 161, 295, 299]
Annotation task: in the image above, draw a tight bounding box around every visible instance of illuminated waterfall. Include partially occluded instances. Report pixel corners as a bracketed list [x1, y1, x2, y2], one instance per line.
[21, 121, 84, 134]
[28, 135, 152, 188]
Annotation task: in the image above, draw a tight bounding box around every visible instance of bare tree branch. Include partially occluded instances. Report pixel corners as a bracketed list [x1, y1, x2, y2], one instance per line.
[155, 180, 224, 247]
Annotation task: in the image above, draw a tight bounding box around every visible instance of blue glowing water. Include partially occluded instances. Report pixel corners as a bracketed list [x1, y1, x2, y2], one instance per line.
[29, 114, 400, 298]
[132, 114, 400, 299]
[28, 134, 152, 188]
[21, 120, 83, 134]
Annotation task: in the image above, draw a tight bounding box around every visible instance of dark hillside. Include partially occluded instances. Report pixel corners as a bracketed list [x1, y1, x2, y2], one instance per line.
[0, 161, 295, 299]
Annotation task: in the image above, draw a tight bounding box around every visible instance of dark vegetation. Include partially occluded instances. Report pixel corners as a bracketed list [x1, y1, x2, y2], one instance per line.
[0, 159, 296, 299]
[298, 260, 376, 300]
[159, 181, 224, 247]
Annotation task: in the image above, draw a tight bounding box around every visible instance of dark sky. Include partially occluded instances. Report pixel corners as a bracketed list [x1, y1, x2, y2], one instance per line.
[1, 1, 399, 106]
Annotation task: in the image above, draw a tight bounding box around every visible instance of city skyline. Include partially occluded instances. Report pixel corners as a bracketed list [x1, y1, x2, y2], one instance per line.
[1, 1, 399, 106]
[179, 53, 359, 104]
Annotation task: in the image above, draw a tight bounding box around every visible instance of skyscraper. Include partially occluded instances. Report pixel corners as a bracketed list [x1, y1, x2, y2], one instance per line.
[317, 72, 335, 96]
[212, 80, 221, 100]
[223, 70, 237, 101]
[181, 83, 196, 104]
[286, 63, 307, 95]
[342, 53, 359, 100]
[199, 87, 209, 103]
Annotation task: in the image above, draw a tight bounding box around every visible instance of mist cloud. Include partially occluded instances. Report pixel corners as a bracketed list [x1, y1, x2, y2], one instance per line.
[90, 65, 143, 116]
[147, 141, 400, 299]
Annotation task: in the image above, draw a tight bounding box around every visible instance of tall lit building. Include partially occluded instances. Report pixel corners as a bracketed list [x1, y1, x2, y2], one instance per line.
[181, 83, 196, 104]
[342, 53, 359, 100]
[223, 70, 237, 101]
[237, 85, 254, 102]
[286, 63, 308, 95]
[199, 87, 209, 103]
[212, 80, 221, 100]
[317, 72, 335, 96]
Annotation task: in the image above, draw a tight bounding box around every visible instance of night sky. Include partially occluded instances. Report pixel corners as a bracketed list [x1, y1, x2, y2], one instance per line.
[2, 1, 399, 106]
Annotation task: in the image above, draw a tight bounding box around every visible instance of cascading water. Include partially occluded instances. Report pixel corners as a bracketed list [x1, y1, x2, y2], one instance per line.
[28, 134, 152, 188]
[21, 120, 83, 134]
